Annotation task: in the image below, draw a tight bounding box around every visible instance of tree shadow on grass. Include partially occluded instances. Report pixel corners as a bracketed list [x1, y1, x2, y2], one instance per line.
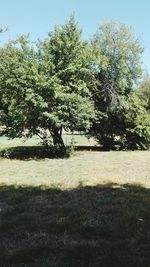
[0, 146, 69, 160]
[0, 183, 150, 266]
[75, 145, 102, 151]
[0, 145, 116, 161]
[0, 145, 114, 160]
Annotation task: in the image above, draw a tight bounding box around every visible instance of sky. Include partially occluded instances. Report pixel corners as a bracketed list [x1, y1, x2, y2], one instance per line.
[0, 0, 150, 72]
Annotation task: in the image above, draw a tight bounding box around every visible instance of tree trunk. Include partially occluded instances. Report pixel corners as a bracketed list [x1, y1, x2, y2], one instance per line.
[51, 126, 65, 149]
[101, 134, 115, 151]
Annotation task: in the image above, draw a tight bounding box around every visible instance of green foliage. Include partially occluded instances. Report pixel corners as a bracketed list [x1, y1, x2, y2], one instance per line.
[0, 36, 42, 138]
[0, 17, 95, 149]
[89, 21, 146, 150]
[136, 74, 150, 110]
[0, 18, 150, 151]
[90, 92, 150, 150]
[35, 16, 95, 146]
[117, 93, 150, 150]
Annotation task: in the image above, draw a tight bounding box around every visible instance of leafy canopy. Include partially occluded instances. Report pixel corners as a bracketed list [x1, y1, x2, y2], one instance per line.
[0, 17, 95, 147]
[0, 18, 150, 151]
[89, 21, 145, 149]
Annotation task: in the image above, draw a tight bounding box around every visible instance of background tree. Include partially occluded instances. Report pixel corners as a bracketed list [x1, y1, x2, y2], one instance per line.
[114, 93, 150, 150]
[136, 74, 150, 111]
[0, 26, 7, 33]
[89, 21, 144, 149]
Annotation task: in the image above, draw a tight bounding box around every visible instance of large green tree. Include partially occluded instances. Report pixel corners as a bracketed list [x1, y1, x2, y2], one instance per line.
[0, 18, 95, 148]
[89, 21, 144, 149]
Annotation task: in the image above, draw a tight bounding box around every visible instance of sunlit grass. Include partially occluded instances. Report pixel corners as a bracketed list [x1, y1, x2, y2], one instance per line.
[0, 133, 96, 150]
[1, 149, 150, 188]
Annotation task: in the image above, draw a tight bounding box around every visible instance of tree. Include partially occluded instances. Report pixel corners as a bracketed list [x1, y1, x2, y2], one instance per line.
[136, 74, 150, 110]
[0, 26, 7, 33]
[0, 18, 95, 148]
[114, 93, 150, 150]
[0, 36, 43, 137]
[89, 21, 144, 149]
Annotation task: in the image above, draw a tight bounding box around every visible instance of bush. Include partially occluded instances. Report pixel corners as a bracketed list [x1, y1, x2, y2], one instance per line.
[118, 95, 150, 150]
[119, 125, 150, 150]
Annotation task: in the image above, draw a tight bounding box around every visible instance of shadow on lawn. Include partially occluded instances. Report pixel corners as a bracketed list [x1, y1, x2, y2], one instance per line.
[0, 146, 70, 160]
[0, 183, 150, 267]
[75, 145, 102, 151]
[0, 145, 112, 160]
[0, 146, 105, 160]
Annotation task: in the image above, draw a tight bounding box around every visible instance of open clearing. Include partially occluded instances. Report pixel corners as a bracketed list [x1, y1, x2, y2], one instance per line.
[0, 136, 150, 188]
[1, 150, 150, 188]
[0, 136, 150, 266]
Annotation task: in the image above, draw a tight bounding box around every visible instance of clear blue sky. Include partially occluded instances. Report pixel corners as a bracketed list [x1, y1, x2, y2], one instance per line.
[0, 0, 150, 72]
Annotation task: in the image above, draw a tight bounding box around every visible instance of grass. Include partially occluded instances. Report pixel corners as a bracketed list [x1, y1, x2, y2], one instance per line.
[0, 133, 96, 149]
[0, 150, 150, 188]
[1, 136, 150, 266]
[1, 184, 150, 266]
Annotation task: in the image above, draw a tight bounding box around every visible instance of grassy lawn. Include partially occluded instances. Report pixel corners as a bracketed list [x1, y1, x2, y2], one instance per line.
[0, 136, 150, 266]
[0, 149, 150, 188]
[1, 184, 150, 266]
[0, 134, 96, 149]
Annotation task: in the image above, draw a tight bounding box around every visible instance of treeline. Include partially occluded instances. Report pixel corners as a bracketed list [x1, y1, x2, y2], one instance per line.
[0, 16, 150, 150]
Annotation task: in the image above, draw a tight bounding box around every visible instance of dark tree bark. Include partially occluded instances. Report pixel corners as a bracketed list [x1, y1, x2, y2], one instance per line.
[51, 126, 65, 149]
